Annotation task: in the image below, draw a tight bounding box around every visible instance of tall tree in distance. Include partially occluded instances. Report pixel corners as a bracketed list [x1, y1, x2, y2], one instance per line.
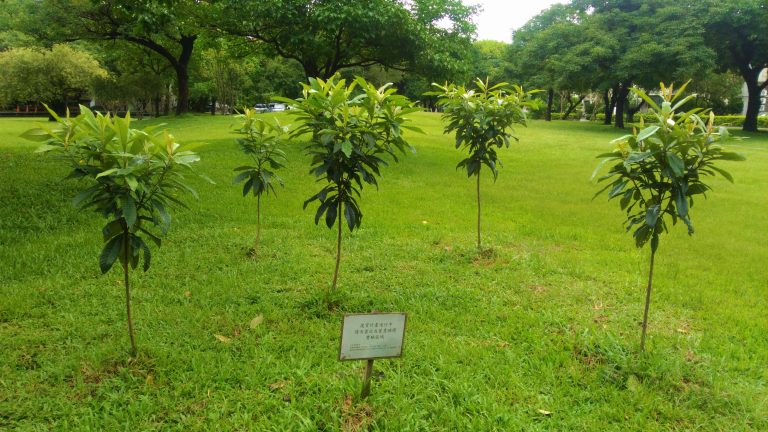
[703, 0, 768, 132]
[569, 0, 713, 128]
[24, 0, 206, 115]
[215, 0, 476, 81]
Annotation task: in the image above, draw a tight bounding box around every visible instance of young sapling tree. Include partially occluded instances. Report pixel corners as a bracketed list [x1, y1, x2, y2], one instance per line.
[233, 107, 289, 256]
[276, 75, 421, 292]
[23, 106, 203, 356]
[593, 82, 745, 351]
[430, 78, 537, 250]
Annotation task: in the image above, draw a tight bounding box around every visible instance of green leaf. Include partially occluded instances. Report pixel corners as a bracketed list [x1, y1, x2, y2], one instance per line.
[645, 205, 661, 228]
[636, 126, 660, 142]
[34, 144, 60, 153]
[666, 153, 685, 177]
[21, 128, 52, 142]
[141, 239, 151, 272]
[233, 171, 252, 184]
[624, 151, 652, 165]
[102, 219, 123, 242]
[341, 141, 353, 158]
[125, 175, 139, 191]
[344, 201, 356, 231]
[325, 202, 338, 228]
[608, 180, 628, 198]
[99, 235, 123, 274]
[121, 195, 137, 228]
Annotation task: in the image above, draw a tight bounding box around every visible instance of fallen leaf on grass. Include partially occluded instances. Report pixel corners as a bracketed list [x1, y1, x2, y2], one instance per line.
[676, 328, 689, 334]
[537, 409, 552, 416]
[184, 291, 192, 298]
[250, 314, 264, 329]
[268, 380, 289, 392]
[214, 334, 231, 343]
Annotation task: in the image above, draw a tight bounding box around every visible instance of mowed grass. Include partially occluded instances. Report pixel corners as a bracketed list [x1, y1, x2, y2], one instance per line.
[1, 113, 766, 431]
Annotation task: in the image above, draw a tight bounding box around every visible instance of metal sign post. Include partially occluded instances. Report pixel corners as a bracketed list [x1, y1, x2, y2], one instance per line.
[339, 312, 407, 399]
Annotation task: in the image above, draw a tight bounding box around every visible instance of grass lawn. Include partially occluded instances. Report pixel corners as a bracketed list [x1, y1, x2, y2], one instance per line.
[1, 113, 766, 431]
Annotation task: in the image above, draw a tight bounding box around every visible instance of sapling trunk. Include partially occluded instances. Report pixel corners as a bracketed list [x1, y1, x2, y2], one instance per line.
[254, 195, 261, 255]
[640, 246, 656, 352]
[476, 169, 482, 250]
[331, 200, 342, 291]
[123, 228, 137, 357]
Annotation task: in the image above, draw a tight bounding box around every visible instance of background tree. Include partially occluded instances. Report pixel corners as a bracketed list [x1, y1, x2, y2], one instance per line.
[23, 106, 203, 356]
[572, 0, 713, 128]
[24, 0, 207, 115]
[233, 109, 289, 256]
[430, 78, 536, 250]
[471, 40, 510, 86]
[0, 45, 107, 114]
[215, 0, 476, 81]
[278, 76, 420, 292]
[702, 0, 768, 132]
[593, 83, 744, 351]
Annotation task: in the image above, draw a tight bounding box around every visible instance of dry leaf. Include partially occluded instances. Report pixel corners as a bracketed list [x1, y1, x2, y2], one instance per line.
[250, 314, 264, 329]
[145, 373, 154, 385]
[269, 380, 289, 392]
[537, 409, 552, 416]
[214, 334, 231, 343]
[184, 291, 192, 298]
[676, 328, 689, 334]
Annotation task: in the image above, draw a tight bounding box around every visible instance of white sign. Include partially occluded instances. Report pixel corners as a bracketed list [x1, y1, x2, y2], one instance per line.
[339, 313, 407, 361]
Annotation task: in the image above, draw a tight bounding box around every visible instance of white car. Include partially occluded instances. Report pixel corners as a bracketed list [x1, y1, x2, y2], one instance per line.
[268, 103, 286, 112]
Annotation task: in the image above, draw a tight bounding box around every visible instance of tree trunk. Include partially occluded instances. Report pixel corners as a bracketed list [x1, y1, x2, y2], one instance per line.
[545, 89, 554, 121]
[48, 100, 67, 121]
[253, 195, 261, 255]
[742, 67, 765, 132]
[562, 95, 585, 120]
[331, 204, 342, 290]
[614, 82, 631, 129]
[603, 87, 616, 125]
[123, 229, 137, 357]
[626, 100, 646, 124]
[331, 186, 343, 291]
[640, 246, 656, 352]
[476, 169, 481, 250]
[175, 66, 190, 115]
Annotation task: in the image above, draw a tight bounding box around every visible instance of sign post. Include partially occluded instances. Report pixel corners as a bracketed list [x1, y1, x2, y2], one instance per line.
[339, 312, 407, 399]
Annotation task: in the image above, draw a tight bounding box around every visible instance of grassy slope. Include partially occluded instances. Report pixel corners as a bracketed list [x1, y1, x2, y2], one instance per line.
[0, 114, 766, 431]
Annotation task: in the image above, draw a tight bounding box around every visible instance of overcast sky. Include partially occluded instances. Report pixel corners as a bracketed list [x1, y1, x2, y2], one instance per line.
[469, 0, 567, 42]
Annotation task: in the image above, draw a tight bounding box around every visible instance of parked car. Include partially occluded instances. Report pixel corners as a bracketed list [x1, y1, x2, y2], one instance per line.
[254, 103, 269, 113]
[268, 103, 286, 112]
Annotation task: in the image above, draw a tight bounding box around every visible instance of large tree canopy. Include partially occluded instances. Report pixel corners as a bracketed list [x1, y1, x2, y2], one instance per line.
[0, 44, 107, 110]
[214, 0, 476, 80]
[702, 0, 768, 132]
[24, 0, 207, 115]
[518, 0, 714, 128]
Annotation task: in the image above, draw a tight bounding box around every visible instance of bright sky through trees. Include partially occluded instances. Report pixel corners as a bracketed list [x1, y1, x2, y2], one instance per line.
[470, 0, 567, 42]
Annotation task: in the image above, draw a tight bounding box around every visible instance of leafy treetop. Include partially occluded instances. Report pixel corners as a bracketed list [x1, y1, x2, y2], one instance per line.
[593, 81, 745, 252]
